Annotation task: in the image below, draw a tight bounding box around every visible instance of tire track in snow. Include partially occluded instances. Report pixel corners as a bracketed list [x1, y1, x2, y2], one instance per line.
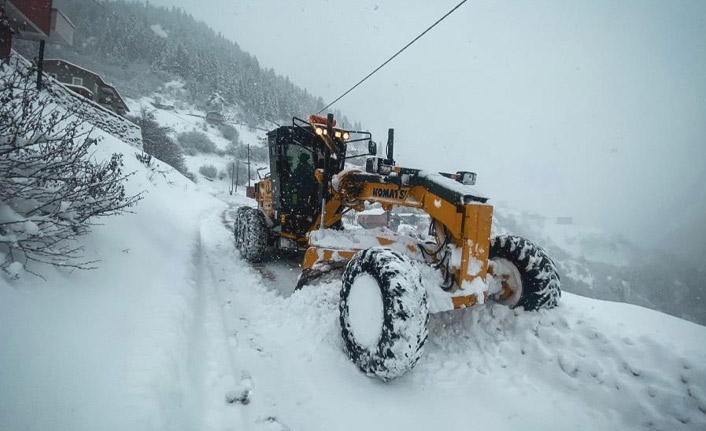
[182, 213, 246, 431]
[202, 207, 327, 430]
[223, 206, 301, 297]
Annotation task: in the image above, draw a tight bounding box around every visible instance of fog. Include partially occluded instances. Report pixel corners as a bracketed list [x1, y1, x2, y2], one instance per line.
[145, 0, 706, 250]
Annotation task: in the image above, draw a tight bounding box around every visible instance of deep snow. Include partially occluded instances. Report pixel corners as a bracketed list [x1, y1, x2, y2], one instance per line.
[346, 273, 385, 349]
[0, 130, 227, 430]
[201, 210, 706, 431]
[2, 96, 706, 431]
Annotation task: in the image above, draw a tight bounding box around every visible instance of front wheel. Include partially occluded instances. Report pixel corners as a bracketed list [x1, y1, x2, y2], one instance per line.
[339, 247, 429, 381]
[234, 206, 269, 262]
[488, 235, 561, 310]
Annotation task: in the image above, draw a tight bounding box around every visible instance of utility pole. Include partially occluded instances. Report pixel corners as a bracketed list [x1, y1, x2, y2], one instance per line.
[229, 161, 235, 195]
[36, 40, 45, 89]
[235, 160, 239, 192]
[320, 113, 334, 230]
[247, 144, 251, 187]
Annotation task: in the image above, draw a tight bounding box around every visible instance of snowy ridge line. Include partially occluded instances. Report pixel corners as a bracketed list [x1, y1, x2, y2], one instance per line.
[8, 51, 142, 149]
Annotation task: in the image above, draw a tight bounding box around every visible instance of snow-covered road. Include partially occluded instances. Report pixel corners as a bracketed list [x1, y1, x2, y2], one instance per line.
[1, 127, 705, 431]
[195, 204, 706, 431]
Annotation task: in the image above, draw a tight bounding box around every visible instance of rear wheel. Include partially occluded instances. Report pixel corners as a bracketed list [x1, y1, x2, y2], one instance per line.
[339, 247, 429, 380]
[234, 207, 269, 262]
[488, 235, 561, 310]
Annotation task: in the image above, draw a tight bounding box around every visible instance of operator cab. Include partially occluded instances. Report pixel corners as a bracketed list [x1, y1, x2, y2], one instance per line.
[266, 115, 372, 239]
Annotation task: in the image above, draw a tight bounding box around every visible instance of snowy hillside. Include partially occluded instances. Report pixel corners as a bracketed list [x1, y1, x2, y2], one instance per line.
[125, 83, 269, 187]
[1, 103, 705, 431]
[21, 0, 336, 126]
[0, 127, 222, 428]
[1, 49, 705, 431]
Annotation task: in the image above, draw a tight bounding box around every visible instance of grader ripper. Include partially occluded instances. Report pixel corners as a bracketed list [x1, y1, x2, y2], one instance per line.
[235, 114, 561, 380]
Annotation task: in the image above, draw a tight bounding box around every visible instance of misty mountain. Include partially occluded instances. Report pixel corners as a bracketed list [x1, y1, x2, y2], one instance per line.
[16, 0, 355, 127]
[493, 204, 706, 325]
[662, 185, 706, 271]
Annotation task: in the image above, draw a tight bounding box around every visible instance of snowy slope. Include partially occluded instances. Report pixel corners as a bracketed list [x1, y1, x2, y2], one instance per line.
[3, 131, 705, 430]
[203, 210, 706, 431]
[126, 89, 269, 186]
[2, 87, 705, 431]
[0, 131, 234, 430]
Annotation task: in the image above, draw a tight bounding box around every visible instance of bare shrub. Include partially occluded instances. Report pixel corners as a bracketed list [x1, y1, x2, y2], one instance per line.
[0, 61, 141, 274]
[177, 131, 217, 155]
[219, 124, 240, 143]
[198, 164, 218, 179]
[129, 109, 189, 176]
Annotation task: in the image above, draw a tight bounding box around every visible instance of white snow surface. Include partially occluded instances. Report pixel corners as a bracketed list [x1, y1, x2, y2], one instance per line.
[126, 94, 269, 183]
[2, 104, 706, 431]
[346, 274, 384, 349]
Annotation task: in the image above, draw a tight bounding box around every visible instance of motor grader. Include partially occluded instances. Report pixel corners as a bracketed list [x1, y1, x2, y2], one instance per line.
[234, 114, 561, 380]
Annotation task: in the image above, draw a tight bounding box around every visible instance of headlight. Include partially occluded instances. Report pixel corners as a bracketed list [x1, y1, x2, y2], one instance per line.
[315, 127, 323, 135]
[334, 131, 342, 138]
[343, 132, 350, 140]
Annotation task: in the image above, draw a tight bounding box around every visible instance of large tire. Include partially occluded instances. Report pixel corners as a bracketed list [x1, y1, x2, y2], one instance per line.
[339, 247, 429, 380]
[234, 206, 268, 262]
[488, 235, 561, 310]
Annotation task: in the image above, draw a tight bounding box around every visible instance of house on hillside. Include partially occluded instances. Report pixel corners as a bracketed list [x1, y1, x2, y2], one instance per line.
[1, 0, 73, 86]
[151, 96, 174, 110]
[207, 91, 225, 112]
[43, 59, 130, 116]
[206, 111, 224, 125]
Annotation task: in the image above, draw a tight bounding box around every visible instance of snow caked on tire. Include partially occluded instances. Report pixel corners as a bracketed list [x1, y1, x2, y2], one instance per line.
[339, 247, 429, 380]
[488, 235, 561, 310]
[234, 206, 268, 262]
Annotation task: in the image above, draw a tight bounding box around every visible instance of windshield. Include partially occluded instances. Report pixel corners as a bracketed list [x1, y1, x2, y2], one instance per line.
[281, 144, 316, 207]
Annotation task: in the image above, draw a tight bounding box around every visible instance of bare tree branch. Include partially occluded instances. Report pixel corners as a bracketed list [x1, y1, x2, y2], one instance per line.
[0, 58, 143, 274]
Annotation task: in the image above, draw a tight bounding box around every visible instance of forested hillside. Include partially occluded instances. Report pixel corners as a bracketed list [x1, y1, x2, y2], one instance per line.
[17, 0, 352, 126]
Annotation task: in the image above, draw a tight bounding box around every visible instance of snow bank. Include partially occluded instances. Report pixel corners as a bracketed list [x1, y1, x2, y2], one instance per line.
[212, 206, 706, 431]
[3, 136, 705, 430]
[0, 130, 226, 431]
[2, 79, 704, 430]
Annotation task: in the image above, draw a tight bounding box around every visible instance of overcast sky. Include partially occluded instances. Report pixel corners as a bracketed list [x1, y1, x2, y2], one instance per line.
[143, 0, 706, 246]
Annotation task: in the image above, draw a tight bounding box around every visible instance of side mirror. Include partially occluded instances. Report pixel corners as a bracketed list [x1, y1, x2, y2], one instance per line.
[368, 140, 377, 155]
[456, 171, 477, 186]
[386, 128, 394, 163]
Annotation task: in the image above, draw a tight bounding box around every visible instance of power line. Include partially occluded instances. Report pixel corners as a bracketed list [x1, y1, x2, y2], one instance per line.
[316, 0, 469, 115]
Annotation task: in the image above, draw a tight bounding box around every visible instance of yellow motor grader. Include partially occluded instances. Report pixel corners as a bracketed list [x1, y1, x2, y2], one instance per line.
[234, 114, 560, 380]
